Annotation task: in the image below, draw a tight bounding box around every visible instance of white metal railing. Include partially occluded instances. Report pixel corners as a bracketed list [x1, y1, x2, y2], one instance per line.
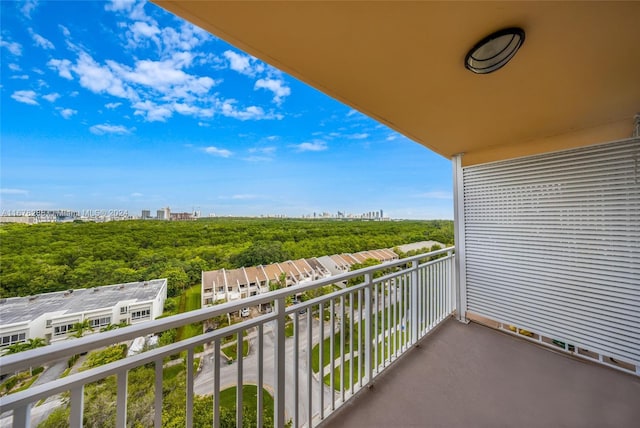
[0, 247, 455, 427]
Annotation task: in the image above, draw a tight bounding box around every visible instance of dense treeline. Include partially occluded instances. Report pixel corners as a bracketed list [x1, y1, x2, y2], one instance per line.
[0, 218, 453, 298]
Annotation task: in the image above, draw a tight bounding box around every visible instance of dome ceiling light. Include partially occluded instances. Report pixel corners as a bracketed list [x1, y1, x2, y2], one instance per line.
[465, 28, 525, 74]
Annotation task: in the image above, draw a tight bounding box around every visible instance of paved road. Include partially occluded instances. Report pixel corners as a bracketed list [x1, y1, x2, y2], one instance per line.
[195, 314, 336, 426]
[0, 358, 67, 428]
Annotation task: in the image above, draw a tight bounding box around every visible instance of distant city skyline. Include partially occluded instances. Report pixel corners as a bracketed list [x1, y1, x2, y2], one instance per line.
[0, 0, 453, 220]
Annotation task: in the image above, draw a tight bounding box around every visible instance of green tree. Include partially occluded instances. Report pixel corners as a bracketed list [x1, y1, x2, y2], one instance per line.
[230, 241, 292, 267]
[70, 319, 93, 338]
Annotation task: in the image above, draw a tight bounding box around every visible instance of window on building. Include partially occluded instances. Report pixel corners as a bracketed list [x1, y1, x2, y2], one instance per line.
[120, 306, 128, 314]
[53, 323, 75, 336]
[89, 316, 111, 328]
[131, 308, 151, 320]
[0, 332, 26, 347]
[217, 286, 224, 293]
[46, 320, 52, 328]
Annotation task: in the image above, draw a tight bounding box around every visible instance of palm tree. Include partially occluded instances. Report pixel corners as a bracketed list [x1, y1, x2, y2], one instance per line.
[4, 338, 47, 375]
[70, 319, 93, 338]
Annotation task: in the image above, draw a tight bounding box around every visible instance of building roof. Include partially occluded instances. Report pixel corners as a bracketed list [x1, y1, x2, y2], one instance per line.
[330, 255, 351, 269]
[243, 266, 267, 285]
[153, 1, 640, 166]
[225, 268, 248, 287]
[0, 279, 167, 326]
[262, 264, 283, 282]
[292, 259, 313, 276]
[305, 258, 328, 274]
[340, 254, 360, 265]
[396, 241, 445, 253]
[316, 256, 344, 276]
[279, 261, 301, 280]
[202, 269, 226, 288]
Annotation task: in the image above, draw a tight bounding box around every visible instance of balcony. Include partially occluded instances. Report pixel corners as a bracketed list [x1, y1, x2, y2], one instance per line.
[2, 245, 637, 427]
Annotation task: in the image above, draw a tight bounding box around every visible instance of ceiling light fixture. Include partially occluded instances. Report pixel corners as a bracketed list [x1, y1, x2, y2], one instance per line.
[465, 28, 525, 74]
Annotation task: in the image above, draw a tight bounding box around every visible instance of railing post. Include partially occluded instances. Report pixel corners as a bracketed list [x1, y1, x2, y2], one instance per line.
[13, 404, 31, 428]
[70, 385, 84, 428]
[116, 370, 128, 428]
[274, 297, 286, 428]
[411, 261, 419, 344]
[364, 273, 373, 385]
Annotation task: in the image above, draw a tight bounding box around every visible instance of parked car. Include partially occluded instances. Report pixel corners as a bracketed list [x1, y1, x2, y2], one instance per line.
[240, 307, 250, 317]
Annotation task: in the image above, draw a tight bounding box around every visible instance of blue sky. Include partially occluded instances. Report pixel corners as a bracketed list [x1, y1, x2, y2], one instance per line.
[1, 0, 452, 219]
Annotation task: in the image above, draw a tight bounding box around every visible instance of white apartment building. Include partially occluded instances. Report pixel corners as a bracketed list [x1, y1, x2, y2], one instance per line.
[0, 279, 167, 347]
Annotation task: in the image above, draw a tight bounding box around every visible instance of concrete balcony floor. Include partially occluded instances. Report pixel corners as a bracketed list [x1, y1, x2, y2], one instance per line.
[321, 318, 640, 428]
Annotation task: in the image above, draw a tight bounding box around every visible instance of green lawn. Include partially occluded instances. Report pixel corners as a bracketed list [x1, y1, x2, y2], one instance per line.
[222, 339, 250, 361]
[219, 385, 274, 417]
[176, 285, 202, 344]
[285, 321, 294, 338]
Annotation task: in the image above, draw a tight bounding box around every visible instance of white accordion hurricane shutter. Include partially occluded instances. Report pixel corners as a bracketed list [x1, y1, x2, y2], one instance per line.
[462, 138, 640, 366]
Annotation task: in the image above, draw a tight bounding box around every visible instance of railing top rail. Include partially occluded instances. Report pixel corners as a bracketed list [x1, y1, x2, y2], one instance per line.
[0, 247, 453, 375]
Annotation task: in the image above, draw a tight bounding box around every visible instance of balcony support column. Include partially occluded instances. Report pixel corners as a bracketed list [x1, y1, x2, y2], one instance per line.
[452, 154, 468, 323]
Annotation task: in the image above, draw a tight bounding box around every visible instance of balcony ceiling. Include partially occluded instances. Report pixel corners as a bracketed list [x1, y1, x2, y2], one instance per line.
[153, 1, 640, 165]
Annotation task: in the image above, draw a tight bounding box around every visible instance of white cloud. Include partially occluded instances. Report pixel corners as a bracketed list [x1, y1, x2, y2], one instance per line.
[10, 75, 29, 80]
[219, 100, 282, 121]
[131, 21, 160, 38]
[105, 102, 122, 109]
[0, 188, 29, 195]
[291, 140, 328, 152]
[254, 78, 291, 105]
[415, 191, 453, 200]
[89, 124, 132, 135]
[21, 0, 38, 18]
[160, 23, 211, 53]
[0, 39, 22, 56]
[224, 50, 251, 74]
[47, 58, 73, 79]
[223, 50, 264, 76]
[105, 0, 136, 12]
[73, 53, 136, 100]
[11, 90, 38, 105]
[231, 194, 257, 200]
[203, 146, 232, 158]
[43, 93, 60, 102]
[30, 30, 55, 50]
[129, 21, 161, 48]
[249, 146, 276, 155]
[8, 63, 21, 71]
[59, 25, 71, 37]
[59, 108, 77, 119]
[131, 192, 143, 197]
[386, 134, 399, 141]
[32, 67, 44, 75]
[348, 133, 369, 139]
[346, 109, 359, 117]
[133, 100, 173, 122]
